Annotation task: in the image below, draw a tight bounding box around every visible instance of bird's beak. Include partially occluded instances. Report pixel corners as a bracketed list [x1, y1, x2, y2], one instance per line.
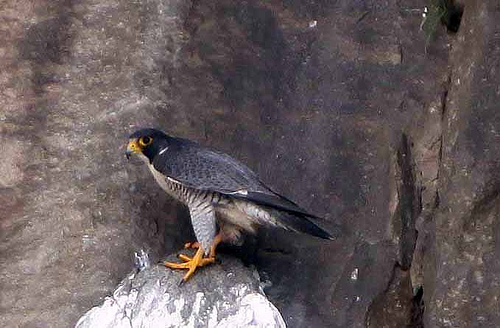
[126, 139, 140, 160]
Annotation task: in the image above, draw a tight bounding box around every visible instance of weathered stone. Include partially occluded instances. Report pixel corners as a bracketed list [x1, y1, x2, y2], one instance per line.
[423, 1, 500, 327]
[6, 0, 500, 327]
[0, 1, 194, 326]
[366, 266, 414, 328]
[75, 253, 285, 328]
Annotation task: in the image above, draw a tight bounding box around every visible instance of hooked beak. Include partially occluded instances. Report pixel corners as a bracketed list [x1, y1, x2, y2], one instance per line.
[126, 140, 140, 160]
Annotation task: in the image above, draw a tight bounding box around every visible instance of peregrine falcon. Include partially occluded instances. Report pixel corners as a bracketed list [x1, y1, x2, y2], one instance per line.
[126, 128, 334, 283]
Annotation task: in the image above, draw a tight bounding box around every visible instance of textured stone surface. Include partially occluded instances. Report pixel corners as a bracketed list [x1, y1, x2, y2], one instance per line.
[75, 253, 285, 328]
[423, 1, 500, 327]
[2, 0, 499, 327]
[0, 1, 194, 326]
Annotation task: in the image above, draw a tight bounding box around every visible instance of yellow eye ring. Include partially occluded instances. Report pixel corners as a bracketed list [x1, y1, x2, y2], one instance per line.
[139, 136, 153, 147]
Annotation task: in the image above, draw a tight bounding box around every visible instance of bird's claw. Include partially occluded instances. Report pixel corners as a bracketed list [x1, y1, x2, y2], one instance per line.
[184, 241, 200, 249]
[164, 247, 215, 283]
[177, 253, 192, 262]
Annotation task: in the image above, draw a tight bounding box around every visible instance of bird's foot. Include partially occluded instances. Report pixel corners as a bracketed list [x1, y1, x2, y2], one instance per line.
[183, 241, 200, 249]
[183, 234, 222, 258]
[164, 247, 215, 284]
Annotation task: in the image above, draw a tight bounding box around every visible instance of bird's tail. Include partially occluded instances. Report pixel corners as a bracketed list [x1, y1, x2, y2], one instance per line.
[272, 210, 339, 240]
[227, 190, 342, 240]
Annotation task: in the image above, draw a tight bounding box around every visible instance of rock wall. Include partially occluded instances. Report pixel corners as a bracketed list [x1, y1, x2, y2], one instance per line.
[424, 1, 500, 326]
[1, 0, 498, 327]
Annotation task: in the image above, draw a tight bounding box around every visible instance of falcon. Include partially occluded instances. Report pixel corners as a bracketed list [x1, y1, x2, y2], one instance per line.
[126, 128, 334, 283]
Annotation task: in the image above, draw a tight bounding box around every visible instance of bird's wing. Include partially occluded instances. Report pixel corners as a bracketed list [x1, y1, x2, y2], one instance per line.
[151, 141, 321, 219]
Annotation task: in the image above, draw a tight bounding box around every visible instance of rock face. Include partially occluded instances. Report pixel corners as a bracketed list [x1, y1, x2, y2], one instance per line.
[75, 253, 285, 328]
[1, 0, 499, 327]
[423, 1, 500, 327]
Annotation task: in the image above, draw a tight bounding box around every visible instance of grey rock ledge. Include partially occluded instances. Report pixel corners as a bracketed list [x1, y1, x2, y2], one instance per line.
[75, 253, 286, 328]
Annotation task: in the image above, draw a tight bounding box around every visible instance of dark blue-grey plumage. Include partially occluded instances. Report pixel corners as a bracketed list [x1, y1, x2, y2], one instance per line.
[128, 128, 335, 241]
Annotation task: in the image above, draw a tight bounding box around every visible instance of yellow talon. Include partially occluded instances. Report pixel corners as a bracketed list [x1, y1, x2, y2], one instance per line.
[178, 254, 192, 262]
[164, 235, 224, 283]
[164, 247, 215, 283]
[163, 261, 192, 269]
[184, 241, 200, 249]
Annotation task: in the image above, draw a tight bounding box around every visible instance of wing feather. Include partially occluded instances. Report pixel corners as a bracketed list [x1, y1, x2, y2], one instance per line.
[152, 138, 322, 220]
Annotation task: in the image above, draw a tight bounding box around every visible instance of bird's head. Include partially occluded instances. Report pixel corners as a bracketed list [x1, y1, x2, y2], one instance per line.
[126, 128, 169, 163]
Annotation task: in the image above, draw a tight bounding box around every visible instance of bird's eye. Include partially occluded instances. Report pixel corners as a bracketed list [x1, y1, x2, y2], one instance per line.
[139, 136, 152, 146]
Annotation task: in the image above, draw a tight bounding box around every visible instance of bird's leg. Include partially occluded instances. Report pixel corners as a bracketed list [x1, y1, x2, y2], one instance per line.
[164, 247, 215, 283]
[209, 233, 222, 258]
[164, 234, 223, 283]
[177, 234, 223, 262]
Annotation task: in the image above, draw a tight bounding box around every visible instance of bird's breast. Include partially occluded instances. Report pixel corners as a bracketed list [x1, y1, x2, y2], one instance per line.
[148, 165, 187, 202]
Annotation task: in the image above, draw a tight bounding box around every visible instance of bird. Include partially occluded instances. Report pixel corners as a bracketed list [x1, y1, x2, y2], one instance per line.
[126, 128, 335, 284]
